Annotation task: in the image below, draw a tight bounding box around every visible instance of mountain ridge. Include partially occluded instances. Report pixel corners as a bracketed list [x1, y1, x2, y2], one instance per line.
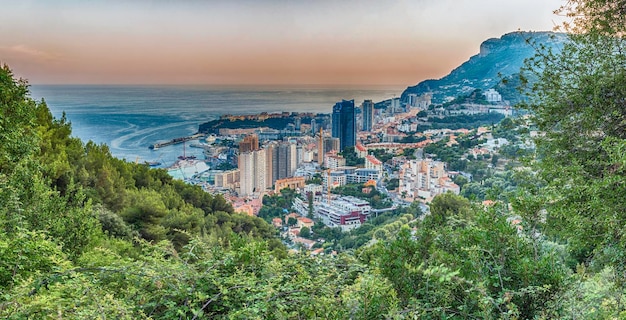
[401, 31, 567, 104]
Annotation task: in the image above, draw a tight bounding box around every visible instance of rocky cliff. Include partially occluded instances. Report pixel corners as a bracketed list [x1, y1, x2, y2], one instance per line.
[402, 31, 567, 104]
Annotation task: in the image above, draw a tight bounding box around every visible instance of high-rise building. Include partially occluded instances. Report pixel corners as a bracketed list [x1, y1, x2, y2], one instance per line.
[239, 134, 259, 153]
[317, 128, 324, 165]
[266, 141, 297, 186]
[362, 99, 374, 132]
[238, 148, 267, 196]
[331, 99, 356, 151]
[323, 137, 340, 155]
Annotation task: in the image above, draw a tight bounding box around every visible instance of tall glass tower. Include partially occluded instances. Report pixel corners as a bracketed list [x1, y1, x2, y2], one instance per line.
[331, 99, 356, 151]
[362, 99, 374, 132]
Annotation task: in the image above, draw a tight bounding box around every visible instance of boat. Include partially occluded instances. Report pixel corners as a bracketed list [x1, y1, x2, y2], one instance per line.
[177, 140, 197, 160]
[145, 161, 162, 167]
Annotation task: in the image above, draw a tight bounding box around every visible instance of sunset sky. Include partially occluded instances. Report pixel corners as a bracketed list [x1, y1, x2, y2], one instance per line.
[0, 0, 564, 86]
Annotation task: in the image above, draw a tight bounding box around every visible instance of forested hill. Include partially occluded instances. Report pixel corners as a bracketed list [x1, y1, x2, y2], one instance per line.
[402, 31, 566, 104]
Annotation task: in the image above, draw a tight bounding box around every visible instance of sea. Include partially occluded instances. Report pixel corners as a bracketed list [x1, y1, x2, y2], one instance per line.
[29, 85, 403, 169]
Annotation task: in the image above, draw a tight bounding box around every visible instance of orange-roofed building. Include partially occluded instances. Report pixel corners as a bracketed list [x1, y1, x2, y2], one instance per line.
[365, 155, 383, 172]
[355, 143, 368, 158]
[364, 179, 377, 187]
[297, 217, 314, 228]
[272, 217, 283, 228]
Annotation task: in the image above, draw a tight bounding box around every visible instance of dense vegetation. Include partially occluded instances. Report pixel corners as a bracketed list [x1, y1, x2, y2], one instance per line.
[419, 112, 505, 132]
[198, 115, 314, 134]
[3, 1, 626, 317]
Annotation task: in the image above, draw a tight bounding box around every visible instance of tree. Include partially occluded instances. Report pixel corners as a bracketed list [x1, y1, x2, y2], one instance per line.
[428, 192, 471, 226]
[523, 0, 626, 267]
[490, 154, 499, 167]
[300, 226, 311, 238]
[307, 192, 314, 218]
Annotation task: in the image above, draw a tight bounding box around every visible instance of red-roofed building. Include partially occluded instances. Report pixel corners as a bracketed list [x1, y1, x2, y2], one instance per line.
[297, 217, 314, 228]
[365, 155, 383, 173]
[355, 143, 368, 158]
[272, 217, 283, 228]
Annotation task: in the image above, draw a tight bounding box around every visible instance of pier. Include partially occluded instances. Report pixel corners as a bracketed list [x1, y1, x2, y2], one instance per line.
[149, 133, 205, 150]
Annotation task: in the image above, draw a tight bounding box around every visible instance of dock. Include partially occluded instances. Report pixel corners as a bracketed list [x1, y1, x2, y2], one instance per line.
[149, 133, 205, 150]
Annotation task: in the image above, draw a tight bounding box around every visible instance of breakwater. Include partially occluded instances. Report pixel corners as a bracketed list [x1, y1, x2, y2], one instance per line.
[149, 133, 205, 150]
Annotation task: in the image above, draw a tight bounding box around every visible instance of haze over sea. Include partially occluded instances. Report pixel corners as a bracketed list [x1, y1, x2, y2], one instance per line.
[29, 85, 401, 168]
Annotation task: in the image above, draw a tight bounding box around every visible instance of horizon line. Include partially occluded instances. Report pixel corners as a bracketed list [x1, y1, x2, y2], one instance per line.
[29, 83, 411, 88]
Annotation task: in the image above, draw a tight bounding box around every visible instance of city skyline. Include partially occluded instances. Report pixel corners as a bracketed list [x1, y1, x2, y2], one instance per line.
[1, 0, 564, 86]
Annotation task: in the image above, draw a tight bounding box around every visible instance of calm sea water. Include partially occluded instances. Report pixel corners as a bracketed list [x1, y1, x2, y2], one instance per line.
[29, 85, 402, 167]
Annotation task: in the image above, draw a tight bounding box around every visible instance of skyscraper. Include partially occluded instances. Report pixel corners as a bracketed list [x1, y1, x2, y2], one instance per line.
[362, 99, 374, 132]
[238, 148, 266, 197]
[317, 128, 324, 165]
[331, 99, 356, 151]
[265, 141, 297, 186]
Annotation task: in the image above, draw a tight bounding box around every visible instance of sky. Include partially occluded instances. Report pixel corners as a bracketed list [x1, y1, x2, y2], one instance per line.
[0, 0, 565, 86]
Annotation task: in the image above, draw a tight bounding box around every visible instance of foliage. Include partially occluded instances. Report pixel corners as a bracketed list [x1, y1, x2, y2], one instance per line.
[441, 88, 490, 107]
[420, 112, 505, 132]
[300, 226, 311, 238]
[423, 133, 485, 163]
[386, 177, 399, 191]
[198, 114, 313, 134]
[368, 148, 394, 163]
[368, 202, 569, 318]
[522, 0, 626, 270]
[339, 146, 364, 166]
[399, 135, 426, 144]
[258, 188, 298, 222]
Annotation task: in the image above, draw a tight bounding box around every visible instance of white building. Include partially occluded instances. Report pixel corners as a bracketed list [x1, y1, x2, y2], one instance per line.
[365, 155, 383, 173]
[323, 170, 347, 190]
[315, 196, 371, 231]
[304, 183, 323, 195]
[399, 159, 459, 202]
[238, 149, 267, 197]
[324, 154, 346, 169]
[483, 89, 502, 103]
